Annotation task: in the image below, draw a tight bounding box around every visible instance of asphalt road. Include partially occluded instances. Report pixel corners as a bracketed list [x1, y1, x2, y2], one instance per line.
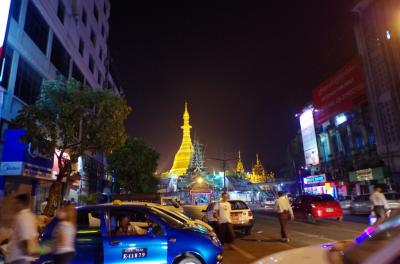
[183, 205, 369, 264]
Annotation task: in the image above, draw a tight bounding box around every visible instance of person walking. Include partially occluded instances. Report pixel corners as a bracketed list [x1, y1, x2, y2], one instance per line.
[369, 185, 389, 225]
[5, 194, 39, 264]
[274, 192, 294, 243]
[213, 192, 234, 249]
[52, 205, 77, 264]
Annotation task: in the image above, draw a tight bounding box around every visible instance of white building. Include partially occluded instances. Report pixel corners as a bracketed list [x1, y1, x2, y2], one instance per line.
[0, 0, 121, 209]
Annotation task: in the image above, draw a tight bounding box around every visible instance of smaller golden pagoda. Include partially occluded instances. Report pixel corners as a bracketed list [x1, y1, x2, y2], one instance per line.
[236, 150, 245, 175]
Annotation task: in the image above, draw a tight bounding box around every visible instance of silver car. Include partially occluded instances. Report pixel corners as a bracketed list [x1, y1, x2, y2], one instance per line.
[350, 192, 400, 215]
[338, 195, 353, 210]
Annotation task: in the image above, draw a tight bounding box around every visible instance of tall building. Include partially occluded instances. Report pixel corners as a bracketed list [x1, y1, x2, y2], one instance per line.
[170, 102, 194, 176]
[353, 0, 400, 189]
[0, 0, 120, 208]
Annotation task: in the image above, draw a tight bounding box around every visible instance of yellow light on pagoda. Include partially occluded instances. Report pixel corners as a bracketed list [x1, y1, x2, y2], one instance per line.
[197, 177, 204, 184]
[169, 102, 194, 176]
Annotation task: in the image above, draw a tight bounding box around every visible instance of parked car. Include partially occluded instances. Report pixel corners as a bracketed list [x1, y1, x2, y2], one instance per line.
[338, 195, 353, 210]
[202, 200, 254, 235]
[350, 192, 400, 215]
[35, 203, 223, 264]
[251, 210, 400, 264]
[262, 197, 276, 208]
[292, 194, 343, 223]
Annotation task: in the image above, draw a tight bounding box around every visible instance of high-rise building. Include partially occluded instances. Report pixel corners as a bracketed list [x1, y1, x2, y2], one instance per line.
[353, 0, 400, 189]
[170, 102, 194, 176]
[0, 0, 120, 209]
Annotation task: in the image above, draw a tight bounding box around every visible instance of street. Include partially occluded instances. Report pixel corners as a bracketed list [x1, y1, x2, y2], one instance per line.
[184, 206, 369, 264]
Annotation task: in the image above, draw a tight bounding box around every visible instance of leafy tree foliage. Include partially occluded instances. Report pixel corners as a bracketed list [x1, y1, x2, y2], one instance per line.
[12, 77, 131, 214]
[108, 138, 160, 193]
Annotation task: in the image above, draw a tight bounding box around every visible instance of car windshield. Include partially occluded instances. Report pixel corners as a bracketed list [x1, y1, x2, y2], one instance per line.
[149, 207, 186, 229]
[385, 193, 400, 200]
[311, 195, 335, 202]
[154, 207, 191, 222]
[340, 214, 400, 264]
[229, 200, 249, 210]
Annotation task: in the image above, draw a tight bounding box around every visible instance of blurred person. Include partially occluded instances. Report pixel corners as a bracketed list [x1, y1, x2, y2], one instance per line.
[213, 192, 234, 249]
[52, 205, 76, 264]
[40, 199, 48, 215]
[370, 185, 389, 225]
[114, 215, 146, 236]
[274, 191, 294, 242]
[5, 193, 39, 264]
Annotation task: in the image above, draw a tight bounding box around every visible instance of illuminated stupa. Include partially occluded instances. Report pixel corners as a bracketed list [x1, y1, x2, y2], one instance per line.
[169, 102, 194, 176]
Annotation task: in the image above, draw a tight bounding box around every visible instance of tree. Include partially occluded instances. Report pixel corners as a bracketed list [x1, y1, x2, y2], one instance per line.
[12, 77, 131, 215]
[108, 138, 160, 193]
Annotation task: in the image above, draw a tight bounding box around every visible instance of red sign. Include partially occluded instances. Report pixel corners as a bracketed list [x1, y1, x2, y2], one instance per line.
[312, 59, 367, 124]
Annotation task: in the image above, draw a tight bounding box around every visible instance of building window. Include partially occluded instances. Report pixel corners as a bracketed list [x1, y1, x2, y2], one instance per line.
[72, 63, 84, 84]
[88, 55, 94, 73]
[79, 38, 84, 55]
[82, 9, 87, 26]
[24, 1, 49, 53]
[94, 5, 99, 22]
[14, 57, 43, 104]
[57, 0, 65, 24]
[10, 0, 22, 22]
[0, 47, 13, 89]
[51, 35, 70, 77]
[101, 25, 105, 37]
[90, 29, 96, 47]
[97, 71, 102, 86]
[99, 48, 103, 60]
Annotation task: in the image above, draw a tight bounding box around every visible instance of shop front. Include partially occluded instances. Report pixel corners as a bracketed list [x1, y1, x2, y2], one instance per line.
[0, 129, 54, 213]
[348, 167, 390, 195]
[303, 174, 340, 198]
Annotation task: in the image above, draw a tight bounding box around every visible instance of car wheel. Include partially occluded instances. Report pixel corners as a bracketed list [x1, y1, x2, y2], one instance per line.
[176, 256, 202, 264]
[244, 227, 252, 235]
[307, 213, 316, 223]
[337, 216, 343, 221]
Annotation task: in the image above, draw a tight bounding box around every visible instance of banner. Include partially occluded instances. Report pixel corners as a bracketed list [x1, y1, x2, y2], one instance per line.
[0, 0, 12, 80]
[300, 109, 320, 166]
[312, 59, 367, 124]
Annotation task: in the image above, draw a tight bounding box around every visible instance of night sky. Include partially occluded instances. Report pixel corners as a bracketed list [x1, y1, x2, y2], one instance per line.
[109, 1, 358, 173]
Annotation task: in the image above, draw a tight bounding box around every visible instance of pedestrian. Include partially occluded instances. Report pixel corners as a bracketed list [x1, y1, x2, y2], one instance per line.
[213, 192, 234, 249]
[52, 204, 77, 264]
[369, 185, 389, 225]
[274, 192, 294, 242]
[5, 193, 39, 264]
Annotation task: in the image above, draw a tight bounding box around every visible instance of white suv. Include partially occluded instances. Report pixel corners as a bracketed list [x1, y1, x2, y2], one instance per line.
[202, 200, 254, 235]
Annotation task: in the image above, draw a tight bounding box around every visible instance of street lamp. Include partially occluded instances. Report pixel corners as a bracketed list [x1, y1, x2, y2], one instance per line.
[207, 152, 236, 191]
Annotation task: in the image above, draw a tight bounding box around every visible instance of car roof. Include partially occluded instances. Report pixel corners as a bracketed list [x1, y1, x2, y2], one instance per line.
[76, 203, 156, 211]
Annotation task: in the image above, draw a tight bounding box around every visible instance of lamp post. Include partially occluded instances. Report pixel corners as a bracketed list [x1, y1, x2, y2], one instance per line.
[207, 152, 236, 191]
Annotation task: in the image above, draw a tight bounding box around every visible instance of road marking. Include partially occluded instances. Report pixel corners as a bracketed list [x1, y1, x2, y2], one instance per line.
[290, 231, 337, 243]
[230, 244, 256, 259]
[253, 232, 295, 249]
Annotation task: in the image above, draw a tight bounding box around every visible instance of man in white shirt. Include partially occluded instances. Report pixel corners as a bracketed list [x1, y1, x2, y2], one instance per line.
[274, 192, 294, 242]
[5, 194, 39, 264]
[369, 186, 389, 224]
[213, 192, 234, 248]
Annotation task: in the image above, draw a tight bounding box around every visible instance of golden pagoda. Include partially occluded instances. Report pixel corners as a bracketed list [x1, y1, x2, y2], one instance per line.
[169, 102, 194, 176]
[236, 150, 245, 175]
[246, 154, 266, 183]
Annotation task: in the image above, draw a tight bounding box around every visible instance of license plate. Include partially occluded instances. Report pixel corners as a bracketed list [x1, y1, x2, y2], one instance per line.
[326, 208, 334, 212]
[122, 248, 147, 260]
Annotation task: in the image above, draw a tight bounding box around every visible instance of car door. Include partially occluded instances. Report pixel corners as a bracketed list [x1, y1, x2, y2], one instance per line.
[102, 207, 168, 264]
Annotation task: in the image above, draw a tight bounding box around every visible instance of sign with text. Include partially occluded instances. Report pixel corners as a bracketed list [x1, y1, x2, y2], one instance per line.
[303, 174, 326, 185]
[356, 168, 373, 181]
[312, 59, 367, 124]
[300, 109, 320, 165]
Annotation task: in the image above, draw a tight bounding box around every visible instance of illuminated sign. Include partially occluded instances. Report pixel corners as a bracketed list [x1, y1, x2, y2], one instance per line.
[303, 174, 326, 185]
[335, 113, 347, 126]
[0, 0, 12, 80]
[300, 109, 320, 165]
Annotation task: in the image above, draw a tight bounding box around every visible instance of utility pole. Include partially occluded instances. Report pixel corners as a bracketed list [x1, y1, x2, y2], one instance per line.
[208, 152, 236, 191]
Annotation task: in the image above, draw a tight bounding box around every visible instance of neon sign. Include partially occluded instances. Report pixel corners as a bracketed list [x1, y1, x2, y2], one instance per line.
[303, 174, 326, 184]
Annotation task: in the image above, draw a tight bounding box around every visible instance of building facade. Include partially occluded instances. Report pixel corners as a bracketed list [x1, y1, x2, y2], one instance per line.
[353, 0, 400, 189]
[0, 0, 120, 209]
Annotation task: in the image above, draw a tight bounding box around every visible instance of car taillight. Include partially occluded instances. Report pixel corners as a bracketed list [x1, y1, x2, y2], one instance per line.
[248, 211, 253, 218]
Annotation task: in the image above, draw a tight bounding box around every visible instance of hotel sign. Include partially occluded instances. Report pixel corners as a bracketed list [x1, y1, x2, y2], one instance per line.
[303, 174, 326, 185]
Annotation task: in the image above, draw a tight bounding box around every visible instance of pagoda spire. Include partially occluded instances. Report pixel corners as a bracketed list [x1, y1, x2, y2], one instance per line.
[236, 150, 245, 175]
[170, 102, 194, 176]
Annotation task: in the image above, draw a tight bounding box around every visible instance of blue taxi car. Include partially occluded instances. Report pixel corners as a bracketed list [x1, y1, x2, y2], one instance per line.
[36, 204, 223, 264]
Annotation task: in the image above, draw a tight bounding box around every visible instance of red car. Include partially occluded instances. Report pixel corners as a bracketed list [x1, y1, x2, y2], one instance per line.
[292, 194, 343, 223]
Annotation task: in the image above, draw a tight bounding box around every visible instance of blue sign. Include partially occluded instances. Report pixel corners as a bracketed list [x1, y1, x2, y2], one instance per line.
[303, 174, 326, 185]
[0, 129, 53, 178]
